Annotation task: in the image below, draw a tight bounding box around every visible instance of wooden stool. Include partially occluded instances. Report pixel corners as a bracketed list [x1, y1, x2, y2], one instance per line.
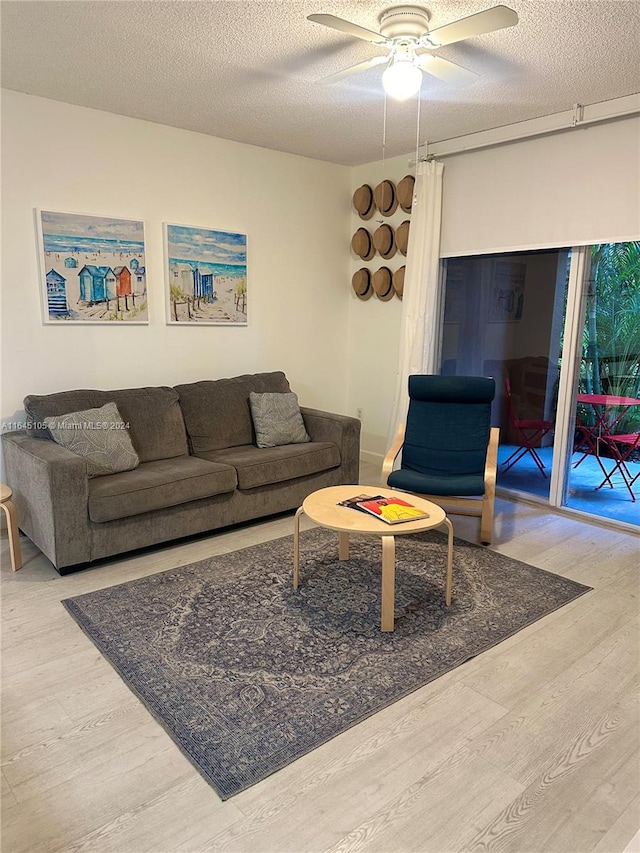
[0, 484, 22, 571]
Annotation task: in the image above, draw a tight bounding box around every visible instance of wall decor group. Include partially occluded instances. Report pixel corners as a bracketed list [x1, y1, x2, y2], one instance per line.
[36, 210, 248, 326]
[351, 174, 414, 302]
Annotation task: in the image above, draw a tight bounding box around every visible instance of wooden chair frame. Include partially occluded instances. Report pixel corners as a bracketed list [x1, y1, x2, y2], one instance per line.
[381, 425, 500, 546]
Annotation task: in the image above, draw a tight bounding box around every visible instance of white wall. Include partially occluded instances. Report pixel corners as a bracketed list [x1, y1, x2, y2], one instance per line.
[0, 91, 352, 429]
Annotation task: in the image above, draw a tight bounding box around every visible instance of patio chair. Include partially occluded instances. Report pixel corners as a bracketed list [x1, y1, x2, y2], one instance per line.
[502, 376, 554, 477]
[572, 414, 600, 468]
[382, 375, 499, 545]
[597, 432, 640, 501]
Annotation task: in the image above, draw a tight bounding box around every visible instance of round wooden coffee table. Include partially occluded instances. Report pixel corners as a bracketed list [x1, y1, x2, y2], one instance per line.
[1, 483, 22, 572]
[293, 485, 454, 632]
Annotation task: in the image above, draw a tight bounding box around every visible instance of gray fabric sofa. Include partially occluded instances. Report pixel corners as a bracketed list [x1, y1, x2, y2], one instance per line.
[1, 371, 361, 574]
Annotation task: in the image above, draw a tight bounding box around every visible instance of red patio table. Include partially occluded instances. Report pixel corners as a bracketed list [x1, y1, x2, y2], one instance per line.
[576, 393, 640, 499]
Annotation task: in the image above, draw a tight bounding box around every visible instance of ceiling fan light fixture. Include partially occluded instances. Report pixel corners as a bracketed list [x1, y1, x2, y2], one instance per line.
[382, 57, 422, 100]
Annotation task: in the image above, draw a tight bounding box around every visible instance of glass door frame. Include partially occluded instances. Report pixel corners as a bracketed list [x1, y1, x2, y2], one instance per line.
[548, 245, 589, 509]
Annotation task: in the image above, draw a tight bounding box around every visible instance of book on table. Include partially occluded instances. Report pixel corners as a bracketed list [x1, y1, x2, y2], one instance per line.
[337, 493, 430, 524]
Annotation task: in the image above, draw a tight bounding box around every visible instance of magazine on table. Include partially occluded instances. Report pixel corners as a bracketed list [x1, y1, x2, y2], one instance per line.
[337, 493, 430, 524]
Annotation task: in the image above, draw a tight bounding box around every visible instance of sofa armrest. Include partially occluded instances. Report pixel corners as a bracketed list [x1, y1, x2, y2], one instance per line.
[1, 431, 91, 568]
[300, 408, 361, 485]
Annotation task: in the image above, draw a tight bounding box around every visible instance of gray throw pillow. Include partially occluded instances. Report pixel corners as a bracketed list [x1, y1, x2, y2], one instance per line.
[249, 391, 310, 448]
[44, 402, 140, 478]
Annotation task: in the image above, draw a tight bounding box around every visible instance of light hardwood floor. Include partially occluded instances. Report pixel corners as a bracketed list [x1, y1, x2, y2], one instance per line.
[1, 461, 639, 853]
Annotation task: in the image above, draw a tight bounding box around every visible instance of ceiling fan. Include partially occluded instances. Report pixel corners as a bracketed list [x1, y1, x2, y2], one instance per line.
[307, 4, 518, 98]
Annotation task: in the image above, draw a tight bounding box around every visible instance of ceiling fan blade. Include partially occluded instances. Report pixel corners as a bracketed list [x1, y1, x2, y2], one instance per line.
[416, 54, 479, 86]
[319, 54, 389, 84]
[425, 5, 518, 47]
[307, 14, 386, 45]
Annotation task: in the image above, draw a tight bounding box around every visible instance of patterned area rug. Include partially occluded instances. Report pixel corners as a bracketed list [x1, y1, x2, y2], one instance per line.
[62, 528, 590, 800]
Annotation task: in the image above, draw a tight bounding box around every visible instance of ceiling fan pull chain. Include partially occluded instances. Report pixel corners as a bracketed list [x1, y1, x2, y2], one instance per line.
[381, 90, 388, 184]
[415, 87, 421, 170]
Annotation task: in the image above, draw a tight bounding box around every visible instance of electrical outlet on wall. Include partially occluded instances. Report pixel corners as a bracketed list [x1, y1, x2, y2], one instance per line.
[356, 408, 363, 420]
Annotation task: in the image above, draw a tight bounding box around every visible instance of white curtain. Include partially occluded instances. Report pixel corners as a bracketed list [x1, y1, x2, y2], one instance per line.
[386, 158, 445, 447]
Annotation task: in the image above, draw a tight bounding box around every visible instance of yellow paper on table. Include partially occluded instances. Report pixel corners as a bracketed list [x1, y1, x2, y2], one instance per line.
[339, 494, 429, 524]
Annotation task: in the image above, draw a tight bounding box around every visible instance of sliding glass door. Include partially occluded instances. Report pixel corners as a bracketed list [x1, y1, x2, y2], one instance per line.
[441, 248, 569, 500]
[440, 243, 639, 529]
[563, 242, 640, 524]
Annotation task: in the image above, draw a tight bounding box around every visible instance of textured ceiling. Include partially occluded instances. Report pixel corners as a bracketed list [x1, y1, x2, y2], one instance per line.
[1, 1, 639, 166]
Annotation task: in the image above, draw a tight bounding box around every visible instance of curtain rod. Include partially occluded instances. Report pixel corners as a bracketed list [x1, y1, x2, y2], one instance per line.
[407, 94, 640, 165]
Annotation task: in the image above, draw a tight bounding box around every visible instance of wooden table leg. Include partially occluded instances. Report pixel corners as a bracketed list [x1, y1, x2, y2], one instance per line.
[338, 531, 350, 560]
[1, 497, 22, 572]
[442, 516, 454, 606]
[381, 535, 396, 631]
[293, 506, 304, 589]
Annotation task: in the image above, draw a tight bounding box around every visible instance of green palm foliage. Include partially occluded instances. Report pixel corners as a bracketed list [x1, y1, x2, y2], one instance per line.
[582, 241, 640, 431]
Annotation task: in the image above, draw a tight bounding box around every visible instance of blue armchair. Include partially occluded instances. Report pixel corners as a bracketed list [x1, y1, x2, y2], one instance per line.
[382, 375, 499, 545]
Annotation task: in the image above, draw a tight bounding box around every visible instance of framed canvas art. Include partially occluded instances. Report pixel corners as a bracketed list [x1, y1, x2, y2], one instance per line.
[164, 223, 247, 325]
[488, 261, 526, 323]
[36, 210, 148, 324]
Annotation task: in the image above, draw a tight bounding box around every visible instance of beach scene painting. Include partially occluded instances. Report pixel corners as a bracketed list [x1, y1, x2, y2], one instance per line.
[37, 210, 148, 324]
[164, 223, 247, 325]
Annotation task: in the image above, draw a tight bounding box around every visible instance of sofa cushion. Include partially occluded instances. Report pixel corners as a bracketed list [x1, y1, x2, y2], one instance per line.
[45, 402, 140, 478]
[175, 372, 291, 454]
[24, 386, 189, 463]
[198, 442, 340, 490]
[88, 456, 237, 523]
[249, 391, 310, 448]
